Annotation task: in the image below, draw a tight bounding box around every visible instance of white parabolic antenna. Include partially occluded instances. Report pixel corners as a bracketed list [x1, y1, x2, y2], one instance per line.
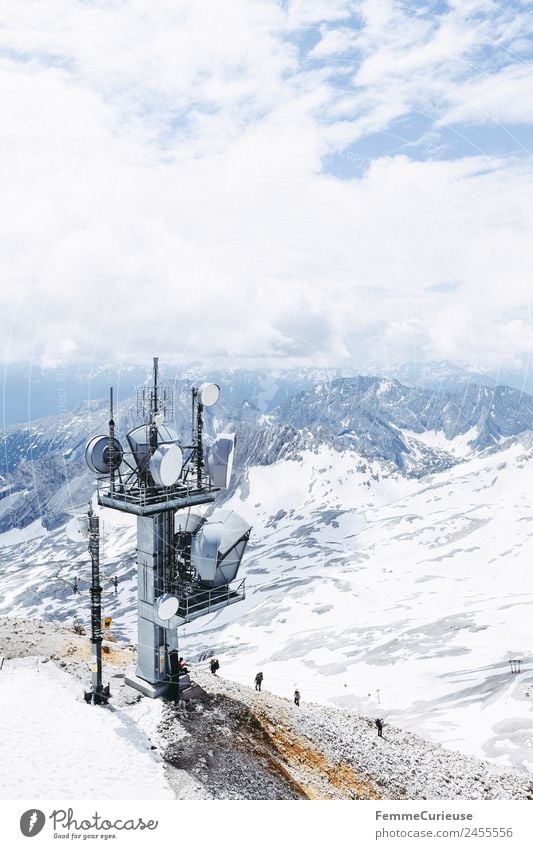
[85, 435, 123, 474]
[206, 433, 236, 489]
[156, 594, 179, 620]
[149, 443, 183, 487]
[198, 382, 220, 407]
[66, 515, 90, 543]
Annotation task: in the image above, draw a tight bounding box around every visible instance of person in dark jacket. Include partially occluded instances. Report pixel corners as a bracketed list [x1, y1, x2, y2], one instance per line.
[255, 671, 263, 691]
[294, 688, 301, 707]
[375, 718, 384, 737]
[210, 658, 220, 675]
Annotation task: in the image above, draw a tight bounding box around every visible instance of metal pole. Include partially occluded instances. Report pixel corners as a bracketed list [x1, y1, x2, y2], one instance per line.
[153, 356, 159, 415]
[191, 387, 197, 440]
[85, 503, 110, 704]
[196, 401, 203, 488]
[108, 387, 115, 497]
[148, 358, 159, 462]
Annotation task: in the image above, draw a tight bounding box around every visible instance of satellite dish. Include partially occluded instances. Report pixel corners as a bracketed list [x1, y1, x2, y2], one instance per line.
[149, 443, 183, 487]
[156, 594, 179, 620]
[153, 412, 165, 427]
[191, 510, 251, 588]
[206, 433, 236, 489]
[85, 436, 123, 474]
[127, 424, 180, 471]
[198, 383, 220, 407]
[175, 511, 204, 534]
[66, 515, 89, 542]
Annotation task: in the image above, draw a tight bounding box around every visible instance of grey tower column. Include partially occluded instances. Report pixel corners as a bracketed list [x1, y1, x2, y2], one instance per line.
[136, 511, 178, 684]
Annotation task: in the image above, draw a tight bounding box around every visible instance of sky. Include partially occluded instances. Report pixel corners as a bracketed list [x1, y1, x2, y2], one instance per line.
[0, 0, 532, 373]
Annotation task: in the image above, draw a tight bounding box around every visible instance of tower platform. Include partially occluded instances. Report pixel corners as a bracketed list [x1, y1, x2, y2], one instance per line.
[97, 481, 217, 516]
[176, 579, 246, 624]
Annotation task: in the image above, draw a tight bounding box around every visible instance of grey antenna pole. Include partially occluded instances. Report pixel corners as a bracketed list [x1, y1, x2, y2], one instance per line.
[191, 387, 197, 440]
[149, 357, 159, 456]
[84, 503, 110, 705]
[196, 397, 204, 488]
[153, 356, 159, 415]
[109, 386, 115, 497]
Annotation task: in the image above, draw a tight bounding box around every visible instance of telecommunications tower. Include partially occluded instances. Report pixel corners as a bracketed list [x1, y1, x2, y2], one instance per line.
[84, 358, 251, 698]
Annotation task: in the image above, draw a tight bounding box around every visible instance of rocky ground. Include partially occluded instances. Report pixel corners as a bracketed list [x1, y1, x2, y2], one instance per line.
[157, 669, 533, 800]
[1, 615, 532, 801]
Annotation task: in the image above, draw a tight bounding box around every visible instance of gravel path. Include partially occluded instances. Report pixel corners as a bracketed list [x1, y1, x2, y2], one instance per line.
[186, 668, 533, 800]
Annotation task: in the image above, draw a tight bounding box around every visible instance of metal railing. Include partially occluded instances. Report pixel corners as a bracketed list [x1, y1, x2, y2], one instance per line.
[177, 578, 246, 621]
[96, 476, 218, 512]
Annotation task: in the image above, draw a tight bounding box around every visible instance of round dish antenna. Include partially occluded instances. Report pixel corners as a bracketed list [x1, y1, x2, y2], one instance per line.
[198, 383, 220, 407]
[66, 515, 90, 543]
[206, 433, 236, 489]
[85, 436, 123, 475]
[156, 594, 179, 620]
[149, 443, 183, 487]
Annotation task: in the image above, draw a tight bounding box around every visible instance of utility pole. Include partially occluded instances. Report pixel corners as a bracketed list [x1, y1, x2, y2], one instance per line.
[191, 387, 204, 488]
[84, 503, 110, 705]
[108, 387, 115, 497]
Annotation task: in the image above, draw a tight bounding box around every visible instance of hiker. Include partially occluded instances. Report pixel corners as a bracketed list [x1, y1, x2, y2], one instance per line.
[294, 688, 301, 707]
[178, 657, 189, 675]
[255, 671, 263, 691]
[210, 658, 220, 675]
[375, 718, 384, 738]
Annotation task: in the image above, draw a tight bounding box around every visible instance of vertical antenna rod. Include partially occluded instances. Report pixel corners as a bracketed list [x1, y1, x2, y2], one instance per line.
[191, 387, 197, 440]
[149, 357, 159, 458]
[85, 503, 110, 705]
[108, 386, 115, 497]
[153, 356, 159, 416]
[196, 396, 203, 488]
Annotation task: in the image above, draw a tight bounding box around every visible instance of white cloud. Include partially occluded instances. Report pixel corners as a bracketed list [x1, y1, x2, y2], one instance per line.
[0, 0, 531, 373]
[313, 0, 533, 139]
[440, 62, 533, 125]
[309, 28, 359, 59]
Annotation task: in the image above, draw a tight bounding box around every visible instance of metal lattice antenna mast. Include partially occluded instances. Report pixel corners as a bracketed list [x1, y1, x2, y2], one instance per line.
[153, 356, 159, 417]
[149, 357, 159, 455]
[86, 503, 110, 705]
[191, 387, 197, 439]
[108, 387, 115, 497]
[196, 397, 204, 487]
[136, 356, 173, 423]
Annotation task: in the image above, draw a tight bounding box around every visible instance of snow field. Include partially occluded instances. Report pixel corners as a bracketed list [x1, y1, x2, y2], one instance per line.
[0, 658, 172, 799]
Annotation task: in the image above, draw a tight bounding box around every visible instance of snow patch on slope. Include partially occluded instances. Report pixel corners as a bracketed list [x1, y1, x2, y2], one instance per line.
[403, 426, 479, 459]
[0, 518, 47, 547]
[0, 657, 173, 799]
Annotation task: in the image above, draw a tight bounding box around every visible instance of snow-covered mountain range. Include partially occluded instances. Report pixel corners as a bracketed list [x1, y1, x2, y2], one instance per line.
[2, 371, 533, 533]
[0, 367, 532, 778]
